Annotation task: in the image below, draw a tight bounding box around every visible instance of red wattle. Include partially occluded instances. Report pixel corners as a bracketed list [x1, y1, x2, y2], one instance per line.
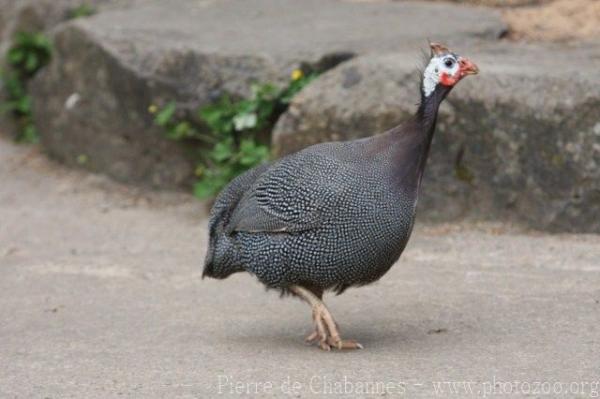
[440, 72, 457, 86]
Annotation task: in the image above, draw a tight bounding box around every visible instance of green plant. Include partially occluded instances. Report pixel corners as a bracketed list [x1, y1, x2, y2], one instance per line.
[152, 69, 317, 199]
[0, 32, 52, 142]
[68, 4, 96, 19]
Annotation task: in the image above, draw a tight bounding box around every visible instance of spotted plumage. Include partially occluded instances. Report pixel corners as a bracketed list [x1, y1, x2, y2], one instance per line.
[203, 43, 479, 350]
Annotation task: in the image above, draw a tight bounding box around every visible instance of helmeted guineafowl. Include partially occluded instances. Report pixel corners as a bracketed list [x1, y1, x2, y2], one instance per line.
[203, 42, 479, 350]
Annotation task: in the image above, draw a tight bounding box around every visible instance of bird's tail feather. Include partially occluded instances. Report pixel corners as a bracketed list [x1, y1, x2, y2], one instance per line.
[203, 218, 241, 279]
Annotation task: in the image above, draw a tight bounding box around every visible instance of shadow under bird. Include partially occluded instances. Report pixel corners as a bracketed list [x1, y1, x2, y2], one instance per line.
[203, 42, 479, 350]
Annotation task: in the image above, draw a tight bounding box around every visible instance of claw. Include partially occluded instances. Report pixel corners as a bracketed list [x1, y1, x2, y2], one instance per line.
[290, 285, 363, 351]
[309, 302, 362, 351]
[305, 331, 319, 343]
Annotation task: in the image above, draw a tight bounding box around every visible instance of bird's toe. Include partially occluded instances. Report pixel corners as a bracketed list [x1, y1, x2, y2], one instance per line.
[326, 336, 362, 350]
[318, 340, 332, 351]
[305, 330, 319, 343]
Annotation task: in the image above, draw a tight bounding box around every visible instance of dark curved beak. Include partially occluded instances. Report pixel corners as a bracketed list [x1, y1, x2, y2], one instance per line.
[458, 57, 479, 77]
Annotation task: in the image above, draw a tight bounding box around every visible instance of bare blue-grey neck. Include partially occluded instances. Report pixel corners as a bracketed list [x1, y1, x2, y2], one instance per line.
[392, 83, 453, 190]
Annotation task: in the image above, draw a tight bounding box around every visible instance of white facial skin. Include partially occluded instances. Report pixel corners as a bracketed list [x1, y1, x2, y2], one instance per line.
[422, 53, 460, 97]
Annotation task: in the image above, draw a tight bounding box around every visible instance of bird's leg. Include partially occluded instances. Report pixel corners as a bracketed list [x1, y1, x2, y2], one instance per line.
[289, 285, 363, 351]
[298, 287, 326, 345]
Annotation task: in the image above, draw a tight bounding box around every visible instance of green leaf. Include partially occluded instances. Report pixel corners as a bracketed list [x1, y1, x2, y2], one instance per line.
[193, 168, 232, 199]
[238, 139, 256, 152]
[199, 96, 239, 135]
[155, 102, 176, 126]
[15, 95, 31, 114]
[7, 48, 24, 65]
[200, 108, 225, 131]
[24, 52, 39, 72]
[252, 83, 278, 101]
[16, 124, 38, 143]
[239, 155, 259, 166]
[238, 139, 268, 166]
[166, 121, 194, 140]
[69, 4, 96, 19]
[1, 32, 52, 144]
[211, 140, 234, 162]
[193, 179, 220, 199]
[3, 75, 25, 99]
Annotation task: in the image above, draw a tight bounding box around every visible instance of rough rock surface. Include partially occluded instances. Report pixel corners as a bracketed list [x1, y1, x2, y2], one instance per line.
[30, 0, 505, 188]
[0, 0, 137, 137]
[0, 0, 133, 60]
[273, 43, 600, 232]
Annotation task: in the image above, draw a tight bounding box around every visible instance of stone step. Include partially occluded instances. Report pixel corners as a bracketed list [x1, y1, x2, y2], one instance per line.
[28, 0, 505, 187]
[0, 0, 137, 138]
[273, 42, 600, 232]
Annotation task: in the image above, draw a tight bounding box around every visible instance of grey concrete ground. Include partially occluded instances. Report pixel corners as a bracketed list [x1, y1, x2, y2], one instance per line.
[1, 135, 600, 398]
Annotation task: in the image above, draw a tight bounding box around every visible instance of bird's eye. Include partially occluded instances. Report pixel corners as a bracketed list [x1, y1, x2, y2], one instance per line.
[444, 58, 455, 68]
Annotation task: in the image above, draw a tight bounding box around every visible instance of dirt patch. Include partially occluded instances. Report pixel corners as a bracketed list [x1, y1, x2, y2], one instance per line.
[503, 0, 600, 42]
[429, 0, 549, 6]
[431, 0, 600, 42]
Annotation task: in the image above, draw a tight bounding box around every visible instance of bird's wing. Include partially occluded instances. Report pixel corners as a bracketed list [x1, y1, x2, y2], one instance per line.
[226, 152, 347, 234]
[208, 162, 270, 227]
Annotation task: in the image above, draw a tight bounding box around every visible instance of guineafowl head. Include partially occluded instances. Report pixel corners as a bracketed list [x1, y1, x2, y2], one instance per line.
[421, 42, 479, 98]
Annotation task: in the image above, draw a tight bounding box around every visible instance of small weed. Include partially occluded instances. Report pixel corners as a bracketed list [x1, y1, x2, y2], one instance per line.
[68, 4, 96, 19]
[0, 32, 52, 143]
[152, 69, 317, 199]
